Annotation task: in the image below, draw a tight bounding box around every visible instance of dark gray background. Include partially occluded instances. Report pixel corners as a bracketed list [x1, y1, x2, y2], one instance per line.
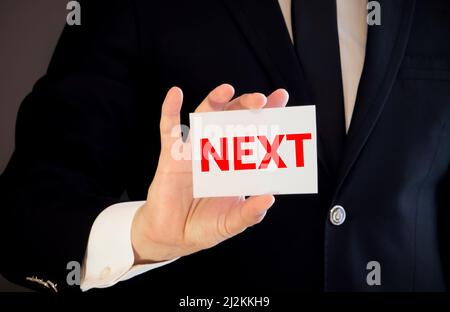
[0, 0, 66, 291]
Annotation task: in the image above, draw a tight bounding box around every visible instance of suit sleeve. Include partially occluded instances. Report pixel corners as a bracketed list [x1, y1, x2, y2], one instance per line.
[0, 0, 146, 292]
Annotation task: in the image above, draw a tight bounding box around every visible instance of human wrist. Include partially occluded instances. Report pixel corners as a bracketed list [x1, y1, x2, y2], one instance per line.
[131, 203, 179, 264]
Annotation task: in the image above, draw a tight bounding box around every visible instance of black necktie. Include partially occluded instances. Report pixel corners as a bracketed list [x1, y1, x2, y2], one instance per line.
[292, 0, 346, 176]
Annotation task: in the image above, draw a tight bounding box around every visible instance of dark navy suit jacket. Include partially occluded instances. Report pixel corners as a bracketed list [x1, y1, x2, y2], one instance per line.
[1, 0, 449, 292]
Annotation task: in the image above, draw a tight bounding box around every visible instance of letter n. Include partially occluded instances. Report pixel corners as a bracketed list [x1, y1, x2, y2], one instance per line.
[201, 138, 229, 172]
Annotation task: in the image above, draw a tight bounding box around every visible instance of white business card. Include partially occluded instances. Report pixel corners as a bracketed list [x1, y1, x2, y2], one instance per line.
[190, 106, 318, 198]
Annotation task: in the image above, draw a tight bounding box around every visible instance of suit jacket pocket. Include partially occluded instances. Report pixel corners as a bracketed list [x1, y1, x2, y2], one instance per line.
[399, 55, 450, 80]
[398, 68, 450, 80]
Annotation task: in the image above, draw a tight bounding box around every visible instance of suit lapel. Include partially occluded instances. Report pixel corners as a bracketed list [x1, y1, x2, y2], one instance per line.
[222, 0, 309, 104]
[222, 0, 330, 174]
[335, 0, 416, 193]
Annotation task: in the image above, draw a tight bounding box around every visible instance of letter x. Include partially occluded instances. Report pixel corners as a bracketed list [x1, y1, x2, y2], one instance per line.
[257, 135, 287, 169]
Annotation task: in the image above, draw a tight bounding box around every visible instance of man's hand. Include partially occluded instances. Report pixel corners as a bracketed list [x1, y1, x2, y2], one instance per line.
[131, 84, 289, 263]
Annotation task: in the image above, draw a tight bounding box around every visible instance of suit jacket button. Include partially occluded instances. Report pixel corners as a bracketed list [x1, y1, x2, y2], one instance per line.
[330, 205, 346, 226]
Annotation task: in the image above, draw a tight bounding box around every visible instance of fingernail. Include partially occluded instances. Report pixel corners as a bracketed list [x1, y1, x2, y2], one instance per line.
[212, 84, 234, 103]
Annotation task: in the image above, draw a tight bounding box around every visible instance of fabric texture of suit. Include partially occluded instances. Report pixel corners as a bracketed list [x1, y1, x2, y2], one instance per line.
[0, 0, 449, 292]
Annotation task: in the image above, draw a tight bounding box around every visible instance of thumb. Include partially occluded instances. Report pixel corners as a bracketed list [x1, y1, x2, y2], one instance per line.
[160, 87, 183, 150]
[221, 195, 275, 238]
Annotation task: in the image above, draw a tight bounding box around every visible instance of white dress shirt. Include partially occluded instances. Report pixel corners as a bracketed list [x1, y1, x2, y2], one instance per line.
[81, 0, 368, 291]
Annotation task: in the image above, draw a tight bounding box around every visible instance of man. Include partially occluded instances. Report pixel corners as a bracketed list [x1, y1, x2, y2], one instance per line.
[1, 0, 449, 293]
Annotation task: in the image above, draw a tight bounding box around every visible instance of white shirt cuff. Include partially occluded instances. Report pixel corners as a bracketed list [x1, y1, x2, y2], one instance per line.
[80, 201, 178, 291]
